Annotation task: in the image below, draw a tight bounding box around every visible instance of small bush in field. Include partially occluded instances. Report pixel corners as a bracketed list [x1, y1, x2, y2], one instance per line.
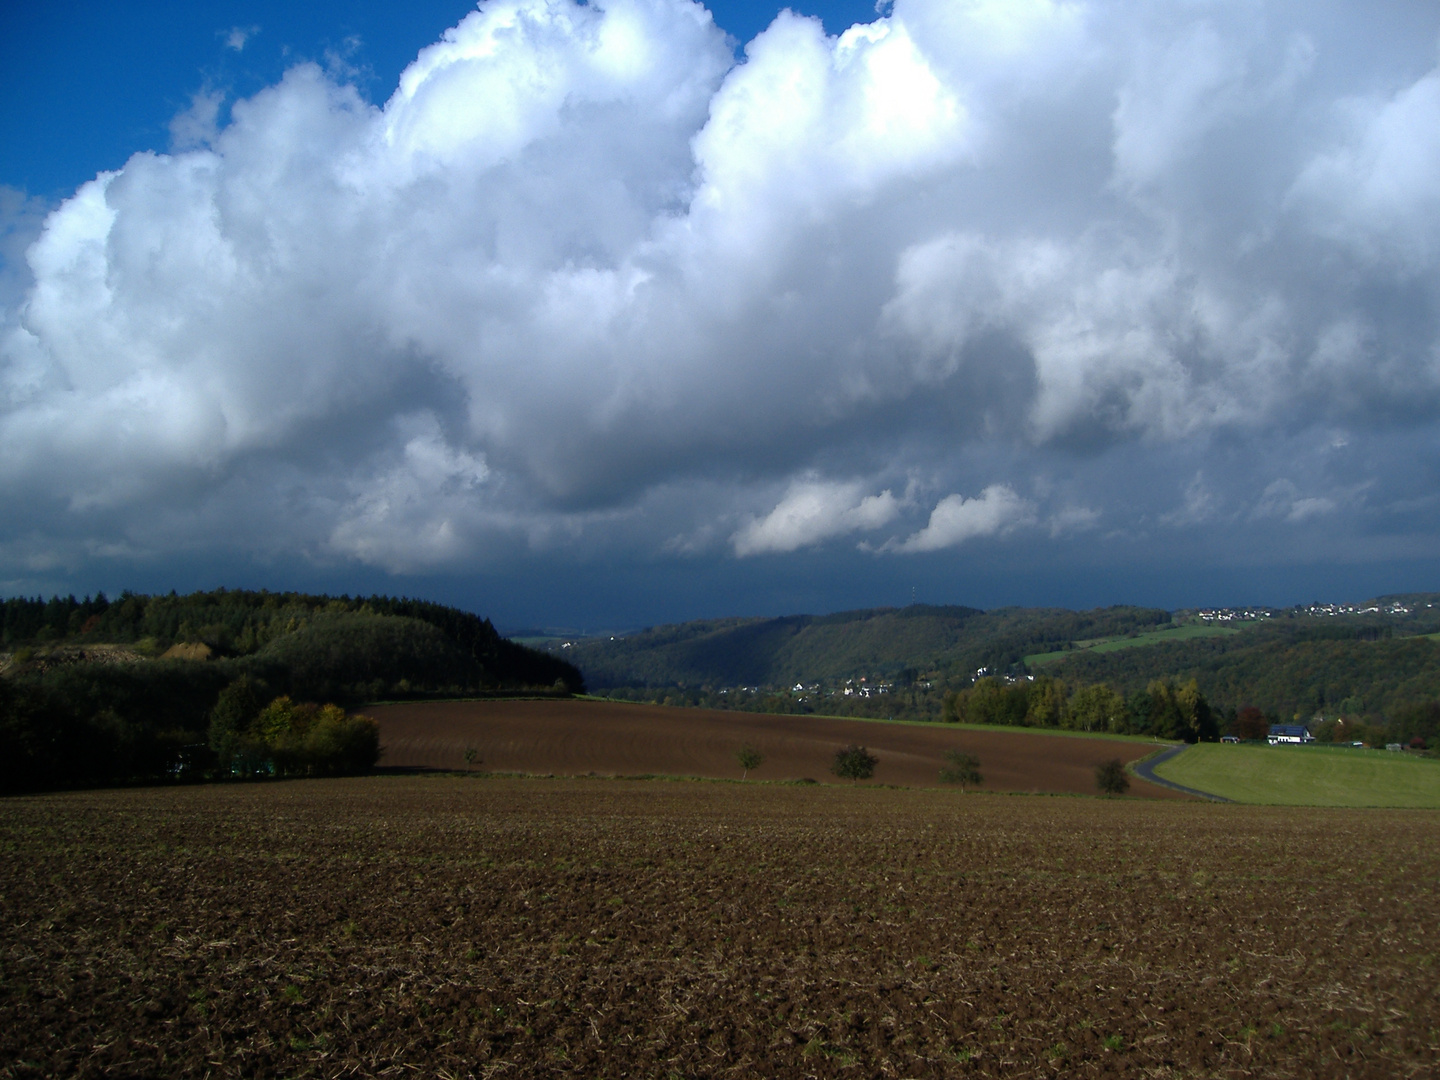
[1095, 758, 1130, 795]
[736, 745, 763, 780]
[939, 750, 982, 791]
[831, 744, 878, 782]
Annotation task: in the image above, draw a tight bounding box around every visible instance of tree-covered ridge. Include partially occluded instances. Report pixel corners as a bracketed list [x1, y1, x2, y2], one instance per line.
[1039, 626, 1440, 721]
[564, 603, 1172, 689]
[0, 589, 584, 794]
[1, 588, 582, 694]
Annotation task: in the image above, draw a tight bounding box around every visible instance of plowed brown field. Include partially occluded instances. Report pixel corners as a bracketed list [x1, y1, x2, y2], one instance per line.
[3, 778, 1436, 1079]
[373, 698, 1187, 797]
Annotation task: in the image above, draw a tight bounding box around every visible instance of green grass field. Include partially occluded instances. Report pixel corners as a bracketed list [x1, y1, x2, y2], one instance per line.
[1025, 623, 1241, 667]
[1154, 743, 1440, 807]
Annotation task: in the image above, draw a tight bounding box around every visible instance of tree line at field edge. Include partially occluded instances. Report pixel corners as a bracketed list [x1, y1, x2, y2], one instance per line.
[0, 588, 584, 794]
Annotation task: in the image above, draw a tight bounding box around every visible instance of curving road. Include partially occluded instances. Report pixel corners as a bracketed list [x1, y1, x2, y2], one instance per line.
[1131, 744, 1232, 802]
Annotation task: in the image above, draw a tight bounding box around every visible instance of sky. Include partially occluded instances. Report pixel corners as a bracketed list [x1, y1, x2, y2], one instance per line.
[3, 0, 1440, 632]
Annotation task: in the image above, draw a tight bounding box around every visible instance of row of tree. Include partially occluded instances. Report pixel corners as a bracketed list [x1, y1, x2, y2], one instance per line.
[593, 682, 948, 723]
[943, 675, 1440, 748]
[596, 670, 1439, 749]
[942, 676, 1219, 742]
[0, 663, 233, 793]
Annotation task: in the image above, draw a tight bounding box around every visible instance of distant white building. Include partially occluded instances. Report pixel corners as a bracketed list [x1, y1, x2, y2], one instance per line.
[1268, 724, 1314, 745]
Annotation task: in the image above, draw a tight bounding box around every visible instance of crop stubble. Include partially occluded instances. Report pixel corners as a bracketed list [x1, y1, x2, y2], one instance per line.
[1, 777, 1436, 1078]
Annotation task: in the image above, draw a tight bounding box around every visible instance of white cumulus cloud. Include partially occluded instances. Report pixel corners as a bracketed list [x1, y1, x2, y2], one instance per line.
[1, 0, 1439, 582]
[733, 477, 900, 556]
[885, 484, 1034, 553]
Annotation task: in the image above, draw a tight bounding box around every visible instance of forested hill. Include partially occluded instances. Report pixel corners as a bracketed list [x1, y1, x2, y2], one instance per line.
[1037, 622, 1440, 720]
[1, 589, 582, 696]
[546, 597, 1440, 729]
[554, 604, 1172, 689]
[0, 589, 583, 793]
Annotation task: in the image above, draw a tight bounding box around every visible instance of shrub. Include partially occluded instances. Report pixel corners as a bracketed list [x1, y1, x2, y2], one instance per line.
[831, 744, 878, 782]
[304, 709, 381, 776]
[736, 745, 763, 780]
[939, 750, 982, 791]
[1095, 758, 1130, 796]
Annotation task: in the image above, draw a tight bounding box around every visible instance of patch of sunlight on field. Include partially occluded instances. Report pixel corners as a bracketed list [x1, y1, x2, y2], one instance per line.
[1025, 624, 1241, 667]
[1154, 743, 1440, 807]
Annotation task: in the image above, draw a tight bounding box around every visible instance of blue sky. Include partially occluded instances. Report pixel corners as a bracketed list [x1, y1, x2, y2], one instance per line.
[3, 0, 1440, 631]
[1, 0, 881, 196]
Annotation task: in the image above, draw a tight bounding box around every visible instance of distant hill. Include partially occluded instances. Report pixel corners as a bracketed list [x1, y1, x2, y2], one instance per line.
[547, 596, 1440, 726]
[553, 603, 1171, 690]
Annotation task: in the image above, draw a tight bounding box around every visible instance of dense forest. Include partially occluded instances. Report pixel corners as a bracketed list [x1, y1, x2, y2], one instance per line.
[0, 589, 583, 793]
[1037, 624, 1440, 719]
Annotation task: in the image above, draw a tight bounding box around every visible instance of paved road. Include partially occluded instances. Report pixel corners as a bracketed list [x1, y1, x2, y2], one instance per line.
[1131, 744, 1232, 802]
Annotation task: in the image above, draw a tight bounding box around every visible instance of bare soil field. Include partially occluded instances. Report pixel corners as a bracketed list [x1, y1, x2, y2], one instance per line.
[3, 777, 1436, 1078]
[372, 699, 1186, 797]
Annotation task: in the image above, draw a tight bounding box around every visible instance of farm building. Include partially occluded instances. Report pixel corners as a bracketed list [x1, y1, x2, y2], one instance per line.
[1268, 724, 1314, 745]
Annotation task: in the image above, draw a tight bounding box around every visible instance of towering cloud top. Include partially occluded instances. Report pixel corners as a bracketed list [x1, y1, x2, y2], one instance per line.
[3, 0, 1438, 586]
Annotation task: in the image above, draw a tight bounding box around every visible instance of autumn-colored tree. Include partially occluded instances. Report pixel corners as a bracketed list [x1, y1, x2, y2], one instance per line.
[1024, 678, 1067, 727]
[217, 694, 381, 778]
[1067, 683, 1129, 733]
[947, 678, 1029, 726]
[1232, 705, 1269, 741]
